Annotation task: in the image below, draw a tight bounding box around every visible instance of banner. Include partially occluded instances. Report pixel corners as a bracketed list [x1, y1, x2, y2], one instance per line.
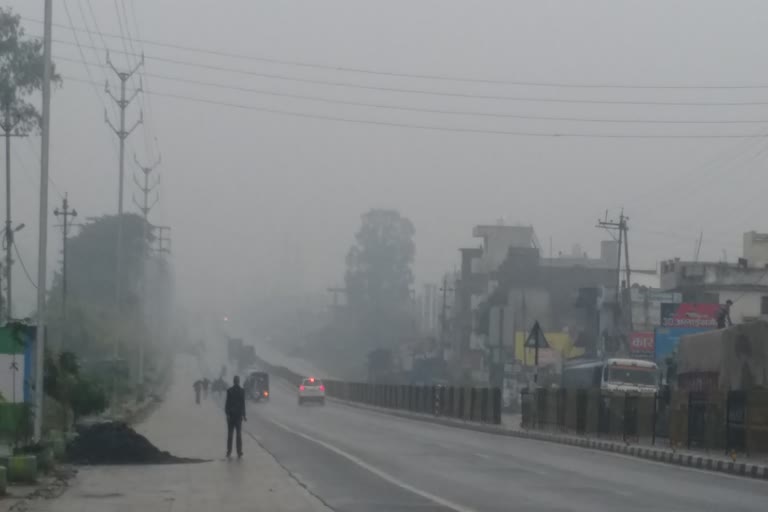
[628, 331, 654, 359]
[0, 325, 35, 403]
[655, 327, 710, 362]
[660, 303, 719, 329]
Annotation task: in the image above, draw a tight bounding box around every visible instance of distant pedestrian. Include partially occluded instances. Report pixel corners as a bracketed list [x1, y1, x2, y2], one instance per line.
[716, 300, 733, 329]
[202, 378, 210, 399]
[225, 375, 247, 458]
[193, 379, 202, 404]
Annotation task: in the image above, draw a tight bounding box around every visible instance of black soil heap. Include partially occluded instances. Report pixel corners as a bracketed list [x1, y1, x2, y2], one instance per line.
[67, 422, 200, 465]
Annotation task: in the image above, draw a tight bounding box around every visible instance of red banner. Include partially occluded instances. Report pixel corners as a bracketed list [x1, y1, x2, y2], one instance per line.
[660, 303, 719, 328]
[629, 331, 655, 357]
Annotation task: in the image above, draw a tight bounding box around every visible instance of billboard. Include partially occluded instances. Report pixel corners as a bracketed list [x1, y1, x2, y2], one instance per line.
[660, 303, 719, 329]
[0, 325, 35, 403]
[628, 331, 654, 359]
[654, 326, 710, 362]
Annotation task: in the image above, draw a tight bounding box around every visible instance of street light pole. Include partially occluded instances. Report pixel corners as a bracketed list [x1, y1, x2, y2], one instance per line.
[34, 0, 53, 441]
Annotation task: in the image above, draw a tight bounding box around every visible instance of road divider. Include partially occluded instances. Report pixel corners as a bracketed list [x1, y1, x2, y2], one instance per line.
[252, 354, 502, 425]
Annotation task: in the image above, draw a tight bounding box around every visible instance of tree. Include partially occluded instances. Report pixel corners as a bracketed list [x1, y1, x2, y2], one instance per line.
[46, 214, 157, 358]
[0, 8, 58, 135]
[345, 209, 416, 348]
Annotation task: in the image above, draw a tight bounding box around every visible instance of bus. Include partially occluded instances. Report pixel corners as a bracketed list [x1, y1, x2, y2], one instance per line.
[561, 358, 659, 394]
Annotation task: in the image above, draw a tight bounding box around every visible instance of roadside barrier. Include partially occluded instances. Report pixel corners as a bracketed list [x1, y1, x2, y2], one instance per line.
[521, 388, 768, 454]
[251, 354, 502, 425]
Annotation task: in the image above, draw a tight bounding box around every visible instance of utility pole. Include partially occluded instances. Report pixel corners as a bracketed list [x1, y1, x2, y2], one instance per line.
[105, 52, 143, 358]
[53, 194, 77, 349]
[3, 115, 27, 321]
[132, 154, 160, 388]
[439, 275, 454, 352]
[34, 0, 54, 442]
[596, 210, 632, 344]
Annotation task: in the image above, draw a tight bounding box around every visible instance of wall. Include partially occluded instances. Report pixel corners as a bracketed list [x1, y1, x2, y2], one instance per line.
[717, 290, 767, 323]
[472, 225, 536, 274]
[743, 231, 768, 268]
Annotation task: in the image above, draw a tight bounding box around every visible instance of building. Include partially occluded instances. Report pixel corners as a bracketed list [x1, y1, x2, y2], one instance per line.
[661, 232, 768, 323]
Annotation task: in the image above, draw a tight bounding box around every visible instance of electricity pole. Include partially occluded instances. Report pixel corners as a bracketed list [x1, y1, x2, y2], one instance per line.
[596, 210, 632, 347]
[35, 0, 54, 441]
[439, 275, 454, 357]
[3, 114, 26, 321]
[105, 52, 143, 358]
[54, 194, 77, 349]
[132, 154, 160, 387]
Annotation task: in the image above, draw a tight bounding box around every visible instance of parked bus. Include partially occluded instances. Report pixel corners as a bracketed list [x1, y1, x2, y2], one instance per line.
[561, 358, 659, 394]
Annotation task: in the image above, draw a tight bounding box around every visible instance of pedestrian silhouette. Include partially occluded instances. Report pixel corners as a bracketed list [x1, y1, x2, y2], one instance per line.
[225, 375, 247, 458]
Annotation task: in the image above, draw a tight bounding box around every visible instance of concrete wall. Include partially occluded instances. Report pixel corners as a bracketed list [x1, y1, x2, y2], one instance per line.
[716, 290, 767, 323]
[743, 231, 768, 269]
[472, 225, 536, 274]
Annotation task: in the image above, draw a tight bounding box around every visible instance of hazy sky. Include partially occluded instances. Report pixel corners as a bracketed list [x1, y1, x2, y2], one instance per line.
[7, 0, 768, 316]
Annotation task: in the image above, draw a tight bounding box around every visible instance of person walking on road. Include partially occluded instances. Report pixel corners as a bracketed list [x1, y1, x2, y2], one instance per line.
[193, 379, 202, 404]
[225, 375, 247, 458]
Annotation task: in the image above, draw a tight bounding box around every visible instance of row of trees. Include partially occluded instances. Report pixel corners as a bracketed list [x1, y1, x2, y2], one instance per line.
[0, 11, 175, 427]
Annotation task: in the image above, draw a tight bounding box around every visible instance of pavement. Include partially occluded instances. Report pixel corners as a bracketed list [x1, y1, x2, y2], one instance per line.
[19, 356, 331, 512]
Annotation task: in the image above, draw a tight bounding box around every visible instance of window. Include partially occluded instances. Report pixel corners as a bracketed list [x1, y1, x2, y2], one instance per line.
[761, 296, 768, 315]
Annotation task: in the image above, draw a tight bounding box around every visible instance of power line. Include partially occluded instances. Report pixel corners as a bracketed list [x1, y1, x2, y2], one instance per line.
[62, 0, 120, 155]
[25, 15, 768, 91]
[125, 0, 160, 161]
[17, 139, 64, 199]
[40, 39, 768, 107]
[57, 75, 768, 138]
[47, 58, 768, 125]
[13, 242, 37, 290]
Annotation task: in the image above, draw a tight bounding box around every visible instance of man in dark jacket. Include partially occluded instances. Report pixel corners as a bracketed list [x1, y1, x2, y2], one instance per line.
[225, 375, 247, 458]
[716, 300, 734, 329]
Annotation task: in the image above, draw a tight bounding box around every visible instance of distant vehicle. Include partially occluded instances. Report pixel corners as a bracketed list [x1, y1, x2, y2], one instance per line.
[244, 370, 270, 402]
[298, 376, 325, 405]
[561, 358, 659, 394]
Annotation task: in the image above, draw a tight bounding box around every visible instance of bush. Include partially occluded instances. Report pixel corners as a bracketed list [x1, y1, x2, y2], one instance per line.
[69, 379, 108, 419]
[43, 351, 108, 423]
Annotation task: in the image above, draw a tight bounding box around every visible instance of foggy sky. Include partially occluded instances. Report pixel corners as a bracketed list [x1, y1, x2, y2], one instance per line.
[7, 0, 768, 317]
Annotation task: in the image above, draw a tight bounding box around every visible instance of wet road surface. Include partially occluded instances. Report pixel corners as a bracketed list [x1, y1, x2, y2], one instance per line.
[243, 377, 768, 512]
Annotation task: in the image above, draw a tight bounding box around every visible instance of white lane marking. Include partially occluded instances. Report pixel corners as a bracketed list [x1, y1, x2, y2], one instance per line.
[267, 418, 479, 512]
[473, 452, 490, 460]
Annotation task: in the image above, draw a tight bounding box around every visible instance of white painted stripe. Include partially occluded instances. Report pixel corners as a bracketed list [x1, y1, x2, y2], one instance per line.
[267, 418, 479, 512]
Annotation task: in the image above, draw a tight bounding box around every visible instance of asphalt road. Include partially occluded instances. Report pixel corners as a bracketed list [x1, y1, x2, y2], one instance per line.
[242, 378, 768, 512]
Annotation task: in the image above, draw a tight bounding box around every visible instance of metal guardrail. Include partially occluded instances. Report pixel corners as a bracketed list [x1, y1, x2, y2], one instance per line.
[521, 388, 768, 454]
[250, 354, 502, 425]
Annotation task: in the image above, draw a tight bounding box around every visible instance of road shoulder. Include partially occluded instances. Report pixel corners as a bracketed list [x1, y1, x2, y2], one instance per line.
[21, 356, 332, 512]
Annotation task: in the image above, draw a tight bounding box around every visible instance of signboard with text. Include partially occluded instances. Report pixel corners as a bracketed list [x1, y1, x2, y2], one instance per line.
[654, 327, 710, 362]
[628, 331, 655, 359]
[660, 303, 719, 329]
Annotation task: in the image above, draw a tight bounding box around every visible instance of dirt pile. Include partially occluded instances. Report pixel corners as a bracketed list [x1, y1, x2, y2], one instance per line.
[67, 422, 200, 465]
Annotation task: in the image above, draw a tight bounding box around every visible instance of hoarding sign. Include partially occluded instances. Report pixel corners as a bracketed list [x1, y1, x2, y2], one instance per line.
[660, 303, 719, 329]
[0, 325, 35, 403]
[629, 331, 654, 359]
[654, 327, 710, 362]
[630, 289, 682, 303]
